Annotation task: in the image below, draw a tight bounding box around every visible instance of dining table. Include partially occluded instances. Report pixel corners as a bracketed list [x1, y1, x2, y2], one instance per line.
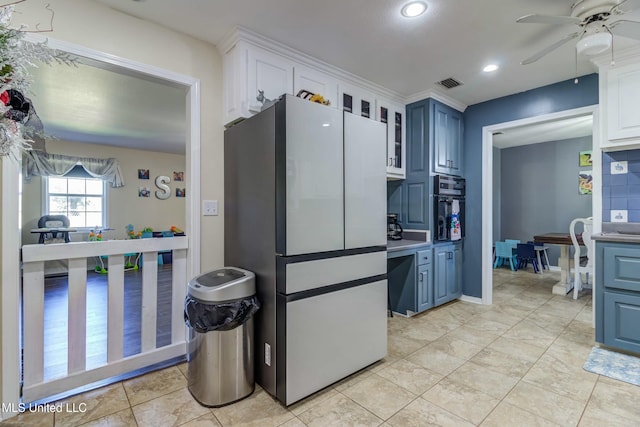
[533, 232, 583, 295]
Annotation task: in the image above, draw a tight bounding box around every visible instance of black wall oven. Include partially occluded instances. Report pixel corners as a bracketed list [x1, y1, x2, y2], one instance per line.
[434, 175, 465, 242]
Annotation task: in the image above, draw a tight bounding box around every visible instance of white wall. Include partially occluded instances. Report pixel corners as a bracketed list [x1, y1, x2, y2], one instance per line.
[1, 0, 224, 413]
[22, 140, 187, 244]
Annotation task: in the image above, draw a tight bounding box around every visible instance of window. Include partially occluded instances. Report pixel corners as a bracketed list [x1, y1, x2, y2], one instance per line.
[46, 175, 106, 229]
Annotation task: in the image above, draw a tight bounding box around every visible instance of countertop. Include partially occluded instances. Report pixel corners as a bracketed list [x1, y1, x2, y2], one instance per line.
[387, 239, 431, 252]
[592, 222, 640, 244]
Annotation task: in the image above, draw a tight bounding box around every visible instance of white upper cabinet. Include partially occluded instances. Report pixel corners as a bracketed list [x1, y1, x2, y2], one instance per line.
[606, 62, 640, 143]
[375, 97, 406, 179]
[293, 65, 339, 109]
[247, 48, 294, 113]
[339, 82, 376, 119]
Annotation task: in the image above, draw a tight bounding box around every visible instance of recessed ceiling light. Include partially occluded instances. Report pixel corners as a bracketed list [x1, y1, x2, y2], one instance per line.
[483, 64, 499, 73]
[401, 1, 428, 18]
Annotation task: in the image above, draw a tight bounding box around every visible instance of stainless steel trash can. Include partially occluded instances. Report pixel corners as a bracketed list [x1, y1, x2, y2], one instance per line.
[185, 267, 259, 407]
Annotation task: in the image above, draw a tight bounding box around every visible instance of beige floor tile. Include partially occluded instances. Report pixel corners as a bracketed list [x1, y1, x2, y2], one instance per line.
[579, 401, 639, 427]
[54, 383, 130, 426]
[123, 366, 187, 406]
[587, 379, 640, 421]
[77, 408, 137, 427]
[387, 334, 427, 358]
[445, 324, 499, 347]
[341, 374, 415, 420]
[406, 345, 466, 376]
[447, 361, 520, 400]
[544, 337, 594, 368]
[574, 305, 594, 325]
[487, 336, 547, 363]
[492, 300, 535, 318]
[367, 355, 400, 373]
[502, 319, 560, 348]
[288, 387, 339, 416]
[278, 417, 307, 427]
[132, 387, 210, 427]
[386, 397, 474, 427]
[480, 401, 562, 427]
[426, 335, 484, 360]
[210, 387, 293, 427]
[557, 320, 597, 347]
[297, 393, 382, 427]
[177, 362, 189, 379]
[521, 353, 597, 402]
[396, 319, 450, 343]
[178, 412, 221, 427]
[376, 359, 442, 395]
[469, 347, 534, 378]
[526, 310, 574, 335]
[422, 378, 500, 425]
[502, 381, 585, 426]
[0, 410, 53, 427]
[471, 308, 523, 327]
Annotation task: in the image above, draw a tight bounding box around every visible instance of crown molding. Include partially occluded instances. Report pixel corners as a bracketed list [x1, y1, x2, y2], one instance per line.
[405, 89, 468, 112]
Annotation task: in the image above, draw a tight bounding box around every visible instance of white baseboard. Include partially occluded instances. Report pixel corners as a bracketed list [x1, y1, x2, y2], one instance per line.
[459, 295, 483, 305]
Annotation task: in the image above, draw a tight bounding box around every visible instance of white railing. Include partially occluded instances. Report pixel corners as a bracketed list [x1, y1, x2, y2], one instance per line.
[20, 237, 189, 402]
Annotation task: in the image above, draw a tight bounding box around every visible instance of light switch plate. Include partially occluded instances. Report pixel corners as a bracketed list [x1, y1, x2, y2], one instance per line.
[202, 200, 218, 216]
[611, 210, 628, 223]
[611, 161, 628, 175]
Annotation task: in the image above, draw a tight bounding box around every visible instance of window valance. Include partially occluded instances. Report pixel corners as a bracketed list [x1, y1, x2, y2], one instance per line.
[23, 151, 125, 188]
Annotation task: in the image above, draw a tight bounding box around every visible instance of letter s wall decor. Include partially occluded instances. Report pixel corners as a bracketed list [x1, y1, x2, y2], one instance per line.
[155, 175, 171, 200]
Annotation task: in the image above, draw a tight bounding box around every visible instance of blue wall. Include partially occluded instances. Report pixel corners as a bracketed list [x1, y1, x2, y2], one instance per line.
[463, 74, 599, 298]
[602, 149, 640, 223]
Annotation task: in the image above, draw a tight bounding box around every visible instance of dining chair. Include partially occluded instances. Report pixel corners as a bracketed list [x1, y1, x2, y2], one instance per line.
[505, 239, 520, 248]
[494, 241, 518, 271]
[516, 243, 540, 273]
[527, 240, 551, 273]
[570, 217, 594, 299]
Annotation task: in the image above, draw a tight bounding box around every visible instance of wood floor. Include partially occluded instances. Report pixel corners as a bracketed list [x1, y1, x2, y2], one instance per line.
[39, 265, 175, 380]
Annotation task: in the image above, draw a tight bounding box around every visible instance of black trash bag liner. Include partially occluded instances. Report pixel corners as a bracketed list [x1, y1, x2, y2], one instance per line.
[184, 295, 260, 333]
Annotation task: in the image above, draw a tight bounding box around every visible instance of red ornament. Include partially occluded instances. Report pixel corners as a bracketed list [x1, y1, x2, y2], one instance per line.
[0, 91, 8, 106]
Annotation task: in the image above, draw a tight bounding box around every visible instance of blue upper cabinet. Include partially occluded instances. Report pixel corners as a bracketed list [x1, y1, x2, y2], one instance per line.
[432, 101, 464, 176]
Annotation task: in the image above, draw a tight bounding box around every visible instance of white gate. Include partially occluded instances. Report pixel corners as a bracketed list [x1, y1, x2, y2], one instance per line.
[21, 237, 188, 402]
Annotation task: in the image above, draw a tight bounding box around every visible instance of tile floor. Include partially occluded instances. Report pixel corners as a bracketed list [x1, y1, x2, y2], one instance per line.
[4, 268, 640, 426]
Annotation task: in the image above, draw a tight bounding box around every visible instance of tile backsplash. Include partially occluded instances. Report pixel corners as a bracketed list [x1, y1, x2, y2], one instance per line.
[602, 149, 640, 223]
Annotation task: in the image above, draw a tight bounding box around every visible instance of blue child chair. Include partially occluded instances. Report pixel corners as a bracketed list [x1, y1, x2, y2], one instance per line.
[494, 241, 518, 271]
[516, 243, 540, 273]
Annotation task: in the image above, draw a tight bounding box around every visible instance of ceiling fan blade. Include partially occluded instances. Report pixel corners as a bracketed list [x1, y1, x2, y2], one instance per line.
[612, 0, 640, 13]
[610, 20, 640, 40]
[521, 32, 580, 65]
[516, 14, 582, 25]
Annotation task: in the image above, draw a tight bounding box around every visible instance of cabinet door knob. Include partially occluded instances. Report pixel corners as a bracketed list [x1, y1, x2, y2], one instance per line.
[419, 272, 424, 282]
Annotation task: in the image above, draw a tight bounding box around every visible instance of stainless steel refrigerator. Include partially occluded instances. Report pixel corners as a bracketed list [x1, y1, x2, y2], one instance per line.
[224, 94, 387, 406]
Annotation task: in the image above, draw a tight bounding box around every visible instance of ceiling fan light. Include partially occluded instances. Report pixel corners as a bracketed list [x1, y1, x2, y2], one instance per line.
[576, 32, 612, 55]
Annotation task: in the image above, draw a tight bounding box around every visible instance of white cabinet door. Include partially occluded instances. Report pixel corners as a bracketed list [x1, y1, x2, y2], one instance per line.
[285, 96, 344, 255]
[339, 82, 375, 119]
[293, 65, 339, 109]
[376, 98, 406, 179]
[608, 63, 640, 141]
[247, 47, 294, 114]
[344, 113, 387, 249]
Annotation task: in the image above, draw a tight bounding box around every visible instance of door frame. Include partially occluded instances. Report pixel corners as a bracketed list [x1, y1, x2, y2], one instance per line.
[1, 36, 201, 417]
[481, 105, 600, 305]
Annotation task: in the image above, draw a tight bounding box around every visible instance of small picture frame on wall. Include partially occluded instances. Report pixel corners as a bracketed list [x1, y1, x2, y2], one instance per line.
[176, 188, 186, 198]
[579, 171, 592, 195]
[139, 187, 151, 197]
[138, 169, 150, 180]
[579, 150, 592, 167]
[173, 171, 184, 181]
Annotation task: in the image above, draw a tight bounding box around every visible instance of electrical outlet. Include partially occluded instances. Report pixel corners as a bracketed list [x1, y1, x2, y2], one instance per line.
[265, 343, 271, 366]
[202, 200, 218, 216]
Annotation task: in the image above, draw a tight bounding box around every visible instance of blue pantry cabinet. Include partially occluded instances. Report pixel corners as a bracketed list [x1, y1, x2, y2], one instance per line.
[433, 242, 463, 306]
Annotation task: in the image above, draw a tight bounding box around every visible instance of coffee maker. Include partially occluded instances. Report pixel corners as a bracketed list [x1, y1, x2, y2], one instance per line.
[387, 213, 403, 240]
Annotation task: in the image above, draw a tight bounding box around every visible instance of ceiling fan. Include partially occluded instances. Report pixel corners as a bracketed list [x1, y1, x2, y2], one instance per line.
[517, 0, 640, 64]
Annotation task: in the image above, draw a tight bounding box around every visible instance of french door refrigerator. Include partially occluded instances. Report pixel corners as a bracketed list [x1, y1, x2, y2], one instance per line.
[224, 94, 387, 405]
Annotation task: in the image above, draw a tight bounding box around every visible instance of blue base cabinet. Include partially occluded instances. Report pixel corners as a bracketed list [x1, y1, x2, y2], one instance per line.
[388, 245, 432, 315]
[596, 241, 640, 354]
[433, 242, 462, 307]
